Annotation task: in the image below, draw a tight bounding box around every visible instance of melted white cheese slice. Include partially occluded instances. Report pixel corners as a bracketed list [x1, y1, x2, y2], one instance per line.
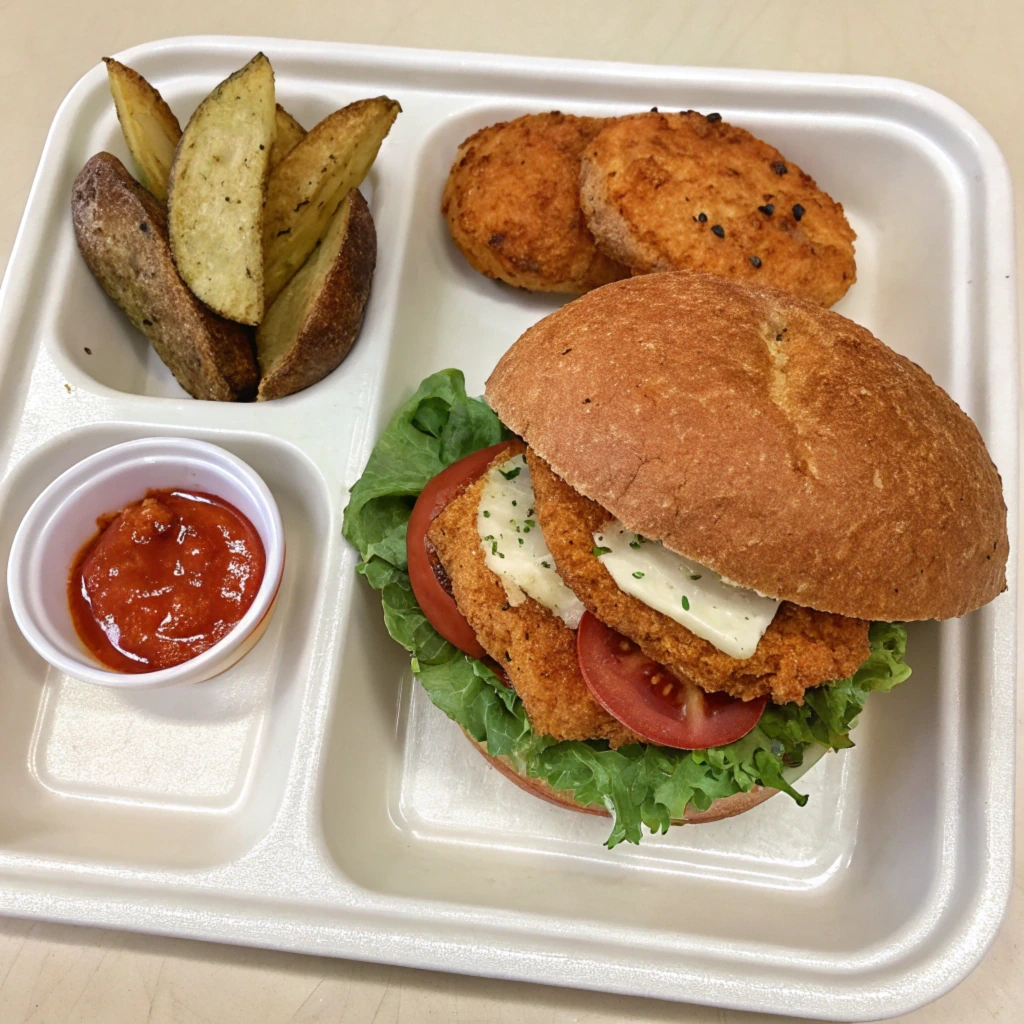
[477, 454, 585, 628]
[592, 522, 781, 659]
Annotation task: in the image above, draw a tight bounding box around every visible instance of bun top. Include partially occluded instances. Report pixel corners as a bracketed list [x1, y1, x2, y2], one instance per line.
[486, 272, 1007, 621]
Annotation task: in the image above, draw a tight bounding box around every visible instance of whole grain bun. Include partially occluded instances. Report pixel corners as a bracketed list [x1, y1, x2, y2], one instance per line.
[466, 731, 778, 824]
[486, 271, 1007, 621]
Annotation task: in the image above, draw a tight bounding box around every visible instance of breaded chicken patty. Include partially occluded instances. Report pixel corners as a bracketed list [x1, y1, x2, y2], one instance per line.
[579, 111, 856, 307]
[442, 112, 629, 293]
[427, 449, 637, 746]
[527, 449, 870, 704]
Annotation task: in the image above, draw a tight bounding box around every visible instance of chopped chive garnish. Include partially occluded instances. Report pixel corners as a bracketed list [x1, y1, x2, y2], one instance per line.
[511, 500, 517, 506]
[632, 571, 645, 579]
[592, 545, 612, 557]
[690, 574, 702, 580]
[499, 466, 521, 480]
[491, 541, 498, 555]
[524, 520, 536, 527]
[541, 561, 551, 569]
[629, 534, 646, 549]
[523, 527, 531, 533]
[482, 510, 491, 517]
[484, 535, 494, 541]
[518, 537, 524, 545]
[681, 595, 690, 611]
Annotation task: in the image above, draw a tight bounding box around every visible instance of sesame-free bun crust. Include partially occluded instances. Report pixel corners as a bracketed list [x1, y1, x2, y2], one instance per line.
[466, 732, 778, 824]
[486, 272, 1008, 622]
[579, 111, 856, 307]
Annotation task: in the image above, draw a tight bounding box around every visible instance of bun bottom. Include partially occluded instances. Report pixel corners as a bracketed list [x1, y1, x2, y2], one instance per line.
[464, 730, 779, 826]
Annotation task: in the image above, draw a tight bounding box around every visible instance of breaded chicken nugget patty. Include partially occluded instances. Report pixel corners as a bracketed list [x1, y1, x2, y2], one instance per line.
[442, 112, 629, 294]
[427, 449, 637, 746]
[527, 449, 870, 704]
[579, 111, 856, 307]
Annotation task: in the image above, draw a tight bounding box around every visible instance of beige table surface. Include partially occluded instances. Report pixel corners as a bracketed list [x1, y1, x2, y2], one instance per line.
[0, 1, 1020, 1021]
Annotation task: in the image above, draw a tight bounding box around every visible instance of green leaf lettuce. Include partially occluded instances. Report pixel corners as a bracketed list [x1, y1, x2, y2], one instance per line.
[342, 370, 911, 848]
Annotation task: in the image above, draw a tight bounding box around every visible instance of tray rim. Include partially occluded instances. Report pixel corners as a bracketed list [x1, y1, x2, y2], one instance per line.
[0, 33, 1016, 1023]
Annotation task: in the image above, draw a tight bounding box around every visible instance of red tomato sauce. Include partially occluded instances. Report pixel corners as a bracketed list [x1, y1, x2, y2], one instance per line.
[68, 489, 266, 673]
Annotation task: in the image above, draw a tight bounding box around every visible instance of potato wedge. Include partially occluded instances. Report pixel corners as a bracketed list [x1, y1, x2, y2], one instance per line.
[72, 153, 258, 401]
[104, 58, 182, 203]
[270, 104, 305, 170]
[256, 189, 376, 400]
[167, 52, 275, 325]
[263, 97, 398, 305]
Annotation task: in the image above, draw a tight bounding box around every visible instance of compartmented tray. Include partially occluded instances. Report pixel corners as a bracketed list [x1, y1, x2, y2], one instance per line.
[0, 35, 1016, 1022]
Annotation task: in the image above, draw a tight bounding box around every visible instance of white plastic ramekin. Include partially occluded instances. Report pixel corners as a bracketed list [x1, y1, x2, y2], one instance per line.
[7, 437, 284, 688]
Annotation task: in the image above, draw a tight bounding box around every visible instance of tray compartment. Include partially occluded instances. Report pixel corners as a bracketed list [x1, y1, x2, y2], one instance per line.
[0, 422, 330, 869]
[320, 621, 949, 955]
[47, 69, 391, 402]
[391, 100, 970, 396]
[315, 74, 1014, 1011]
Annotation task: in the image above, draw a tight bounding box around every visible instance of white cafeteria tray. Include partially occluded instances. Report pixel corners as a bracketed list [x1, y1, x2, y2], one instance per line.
[0, 35, 1016, 1023]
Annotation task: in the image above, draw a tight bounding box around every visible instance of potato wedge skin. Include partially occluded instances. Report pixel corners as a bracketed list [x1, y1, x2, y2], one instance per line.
[256, 189, 376, 400]
[72, 153, 258, 401]
[104, 58, 182, 204]
[263, 97, 398, 305]
[167, 52, 275, 325]
[270, 105, 305, 170]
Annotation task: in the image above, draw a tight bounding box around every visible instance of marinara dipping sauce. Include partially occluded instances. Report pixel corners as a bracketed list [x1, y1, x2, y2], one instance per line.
[68, 489, 266, 673]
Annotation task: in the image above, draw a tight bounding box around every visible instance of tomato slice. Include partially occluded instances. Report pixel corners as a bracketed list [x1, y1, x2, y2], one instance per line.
[576, 612, 767, 750]
[406, 441, 517, 659]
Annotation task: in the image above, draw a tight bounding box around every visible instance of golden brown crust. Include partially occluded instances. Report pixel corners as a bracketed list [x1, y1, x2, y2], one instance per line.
[528, 449, 869, 704]
[466, 732, 779, 824]
[166, 53, 275, 326]
[103, 58, 181, 204]
[256, 189, 376, 400]
[270, 105, 306, 171]
[263, 97, 399, 305]
[71, 153, 258, 401]
[487, 272, 1009, 622]
[442, 113, 629, 294]
[427, 445, 637, 747]
[579, 111, 856, 307]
